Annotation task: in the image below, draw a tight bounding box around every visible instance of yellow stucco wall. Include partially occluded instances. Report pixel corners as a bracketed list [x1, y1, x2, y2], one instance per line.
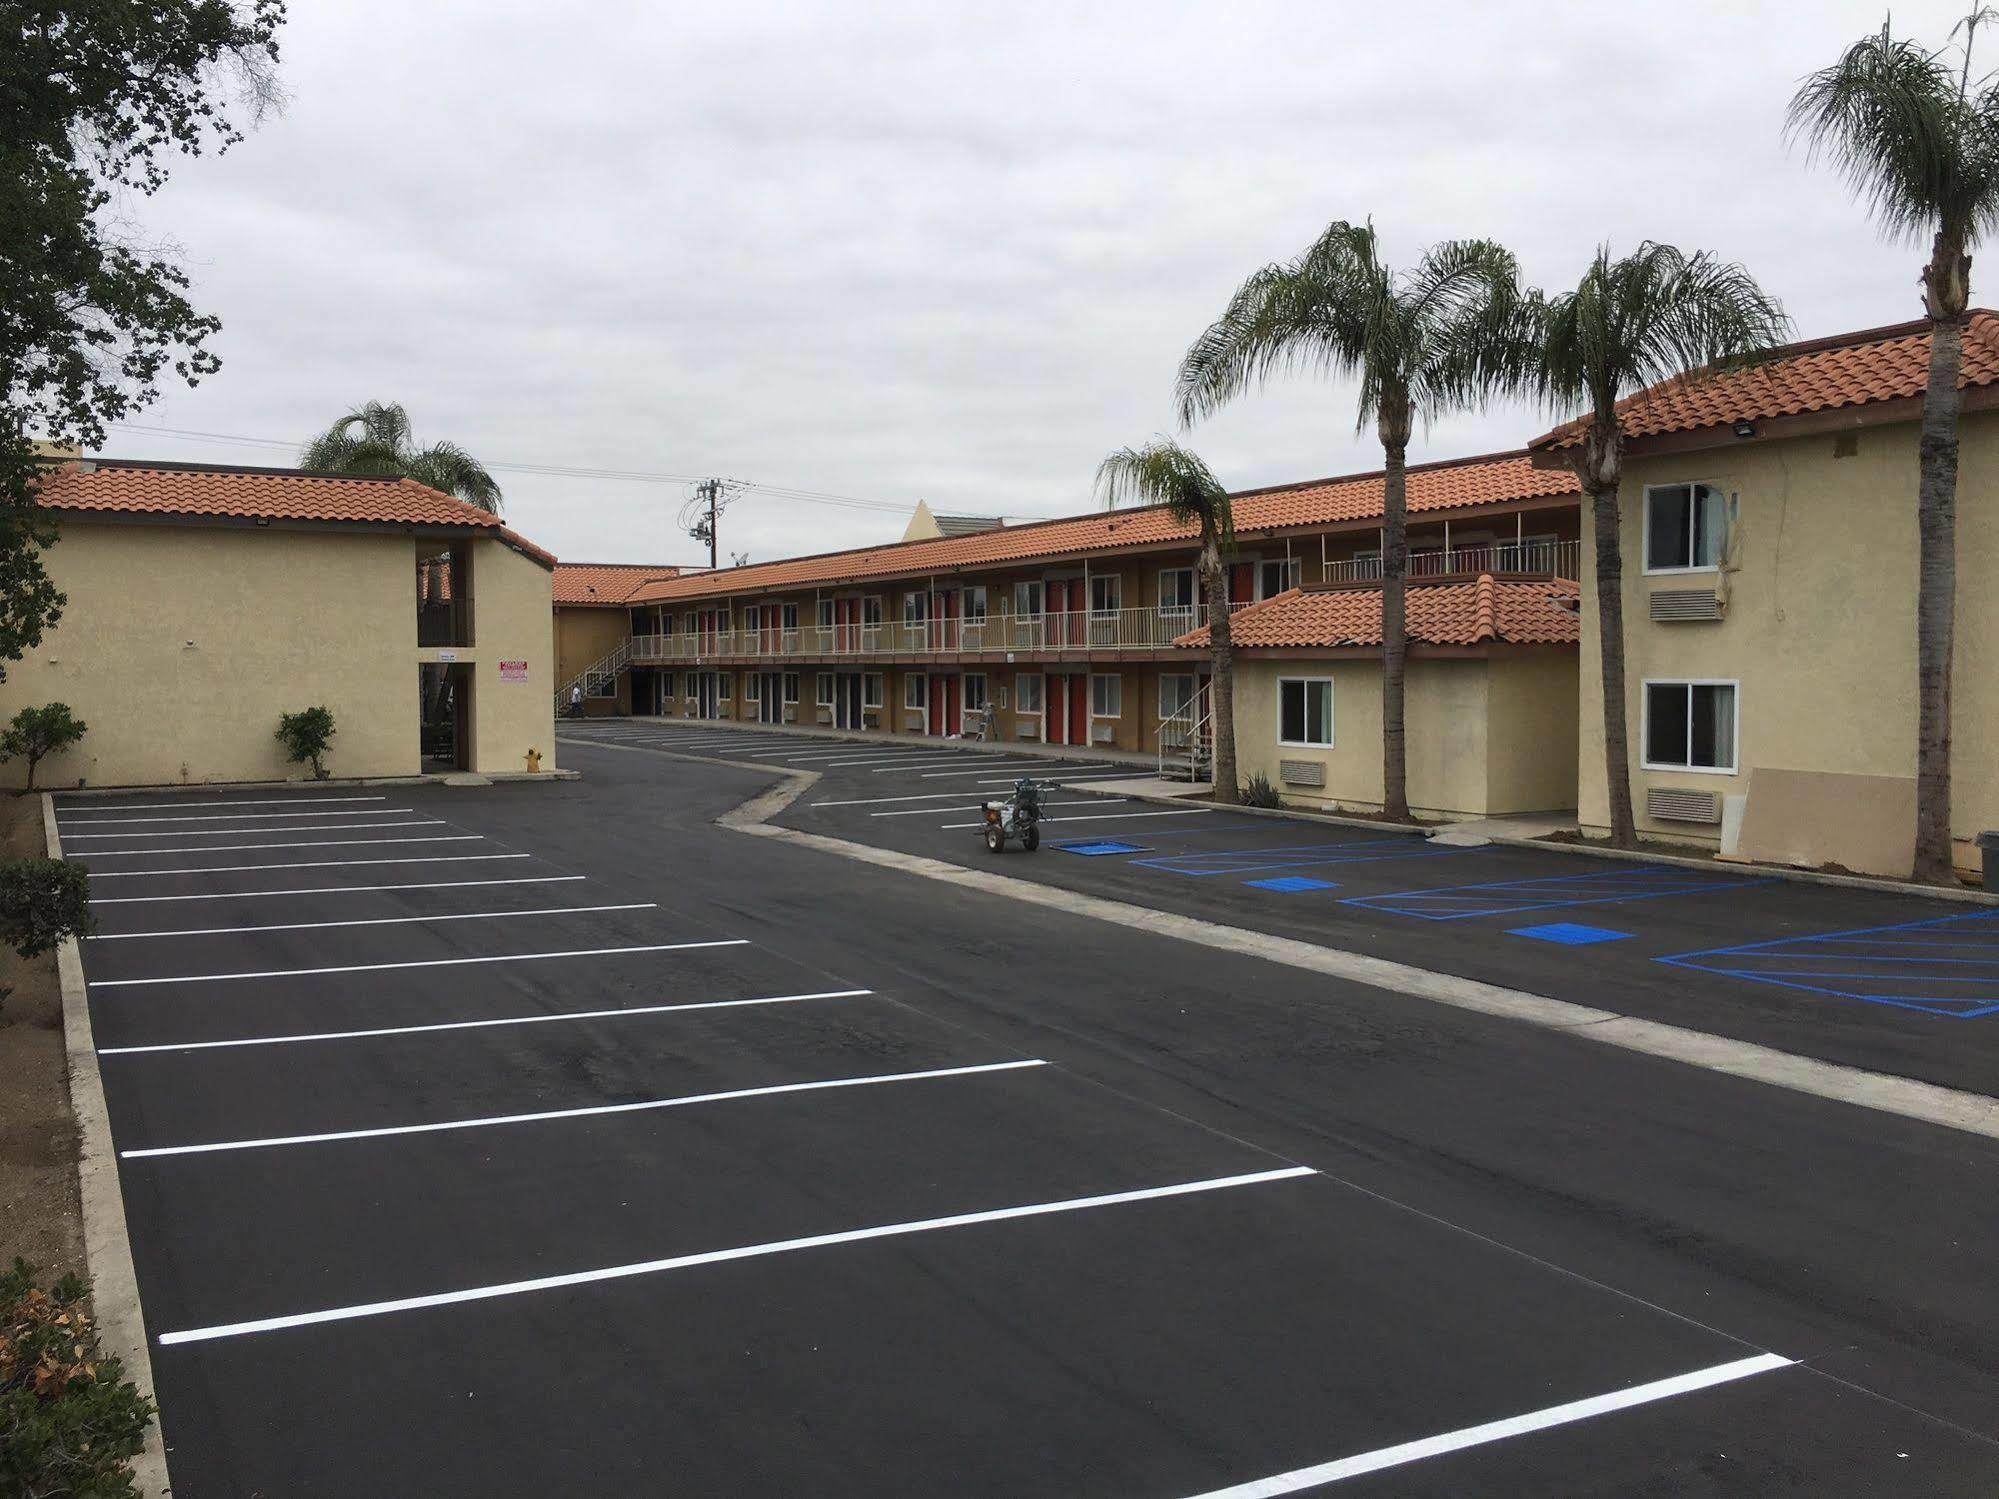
[1484, 651, 1582, 813]
[0, 521, 418, 787]
[462, 538, 557, 775]
[555, 606, 632, 716]
[1577, 415, 1998, 870]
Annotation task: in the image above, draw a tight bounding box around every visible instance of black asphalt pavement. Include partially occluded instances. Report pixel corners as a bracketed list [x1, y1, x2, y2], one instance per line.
[61, 734, 1999, 1496]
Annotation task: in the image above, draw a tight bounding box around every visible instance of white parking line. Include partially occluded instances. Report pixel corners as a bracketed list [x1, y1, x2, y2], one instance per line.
[79, 835, 479, 857]
[91, 874, 586, 906]
[977, 772, 1132, 785]
[90, 853, 531, 880]
[90, 938, 749, 988]
[811, 792, 992, 808]
[917, 763, 1062, 779]
[87, 903, 658, 941]
[123, 1058, 1047, 1158]
[62, 808, 416, 826]
[63, 820, 445, 841]
[874, 799, 1120, 818]
[99, 987, 872, 1055]
[59, 796, 391, 812]
[940, 809, 1213, 829]
[156, 1166, 1315, 1344]
[1176, 1353, 1794, 1497]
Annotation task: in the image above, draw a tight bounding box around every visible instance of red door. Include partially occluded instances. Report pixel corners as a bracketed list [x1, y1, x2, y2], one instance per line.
[1046, 676, 1066, 743]
[1063, 580, 1087, 646]
[941, 590, 960, 650]
[1229, 564, 1255, 605]
[1067, 674, 1089, 745]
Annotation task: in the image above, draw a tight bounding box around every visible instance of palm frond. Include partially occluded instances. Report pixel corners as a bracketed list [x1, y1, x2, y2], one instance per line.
[1095, 438, 1234, 552]
[406, 441, 503, 514]
[297, 401, 502, 514]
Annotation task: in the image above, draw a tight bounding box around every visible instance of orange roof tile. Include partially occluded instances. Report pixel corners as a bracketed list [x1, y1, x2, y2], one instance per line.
[1531, 311, 1999, 450]
[1180, 575, 1580, 651]
[628, 450, 1577, 606]
[553, 562, 687, 606]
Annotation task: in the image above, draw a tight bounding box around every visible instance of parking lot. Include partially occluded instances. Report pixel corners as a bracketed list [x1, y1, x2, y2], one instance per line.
[65, 751, 1999, 1495]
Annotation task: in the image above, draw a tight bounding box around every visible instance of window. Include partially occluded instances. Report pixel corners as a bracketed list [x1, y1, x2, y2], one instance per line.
[863, 672, 883, 708]
[1645, 483, 1728, 572]
[862, 596, 884, 628]
[1278, 677, 1334, 746]
[744, 673, 761, 703]
[964, 586, 988, 624]
[964, 673, 988, 712]
[1159, 673, 1198, 721]
[1643, 680, 1737, 772]
[1015, 672, 1044, 714]
[816, 673, 834, 707]
[783, 673, 800, 705]
[682, 611, 696, 635]
[1090, 575, 1122, 615]
[1090, 672, 1122, 718]
[660, 672, 676, 701]
[904, 674, 928, 710]
[585, 671, 616, 699]
[816, 599, 834, 631]
[782, 603, 799, 632]
[903, 590, 928, 623]
[1158, 568, 1197, 615]
[1259, 558, 1301, 598]
[1014, 580, 1044, 618]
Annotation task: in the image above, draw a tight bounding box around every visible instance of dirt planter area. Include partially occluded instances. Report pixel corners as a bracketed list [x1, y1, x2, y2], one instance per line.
[0, 793, 83, 1279]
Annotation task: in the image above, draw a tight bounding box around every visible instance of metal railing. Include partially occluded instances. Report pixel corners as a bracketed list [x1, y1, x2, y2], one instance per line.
[627, 605, 1228, 663]
[1156, 701, 1212, 783]
[1322, 539, 1579, 583]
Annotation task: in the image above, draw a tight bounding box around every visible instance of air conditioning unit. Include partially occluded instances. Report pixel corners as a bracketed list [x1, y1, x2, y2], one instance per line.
[1279, 758, 1326, 788]
[1646, 786, 1721, 823]
[1649, 588, 1724, 622]
[1092, 721, 1115, 744]
[1015, 721, 1038, 740]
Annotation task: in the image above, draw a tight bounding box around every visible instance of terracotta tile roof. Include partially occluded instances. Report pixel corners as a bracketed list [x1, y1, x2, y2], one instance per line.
[553, 562, 687, 606]
[628, 451, 1576, 606]
[1531, 311, 1999, 449]
[1179, 575, 1581, 651]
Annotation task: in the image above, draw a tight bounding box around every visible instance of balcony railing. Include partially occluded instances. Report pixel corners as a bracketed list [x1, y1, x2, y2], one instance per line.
[1322, 539, 1580, 583]
[629, 605, 1240, 664]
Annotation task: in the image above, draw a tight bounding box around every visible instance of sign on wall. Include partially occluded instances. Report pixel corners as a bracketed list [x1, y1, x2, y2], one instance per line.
[498, 660, 529, 683]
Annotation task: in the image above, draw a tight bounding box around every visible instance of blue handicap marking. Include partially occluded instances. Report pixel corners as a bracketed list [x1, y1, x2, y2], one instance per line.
[1344, 866, 1771, 920]
[1509, 921, 1632, 946]
[1659, 907, 1999, 1017]
[1245, 876, 1339, 893]
[1055, 840, 1147, 856]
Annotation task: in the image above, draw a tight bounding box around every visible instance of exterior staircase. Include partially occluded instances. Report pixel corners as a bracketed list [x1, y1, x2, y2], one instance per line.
[555, 639, 634, 716]
[1156, 703, 1213, 783]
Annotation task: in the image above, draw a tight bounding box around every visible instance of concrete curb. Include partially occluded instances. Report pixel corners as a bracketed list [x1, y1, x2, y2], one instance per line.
[1079, 784, 1999, 907]
[43, 795, 171, 1498]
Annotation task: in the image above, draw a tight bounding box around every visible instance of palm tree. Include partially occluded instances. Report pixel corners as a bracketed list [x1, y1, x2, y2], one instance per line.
[300, 401, 503, 514]
[1177, 224, 1522, 820]
[1096, 439, 1241, 803]
[1518, 245, 1787, 846]
[1788, 14, 1999, 880]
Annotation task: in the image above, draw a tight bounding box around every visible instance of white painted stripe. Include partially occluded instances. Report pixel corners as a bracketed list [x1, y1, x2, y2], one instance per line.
[874, 799, 1121, 818]
[91, 875, 586, 906]
[812, 791, 990, 808]
[978, 771, 1132, 784]
[58, 796, 390, 813]
[918, 763, 1060, 779]
[99, 987, 872, 1055]
[87, 903, 657, 941]
[940, 809, 1212, 829]
[90, 938, 749, 988]
[90, 853, 530, 880]
[1177, 1353, 1795, 1497]
[62, 808, 414, 826]
[123, 1059, 1046, 1158]
[63, 820, 442, 840]
[156, 1166, 1315, 1344]
[80, 835, 479, 857]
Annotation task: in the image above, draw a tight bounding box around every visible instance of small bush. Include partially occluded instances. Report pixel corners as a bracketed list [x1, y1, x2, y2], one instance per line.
[0, 1259, 155, 1499]
[0, 859, 94, 958]
[0, 705, 87, 792]
[275, 706, 336, 779]
[1242, 772, 1282, 809]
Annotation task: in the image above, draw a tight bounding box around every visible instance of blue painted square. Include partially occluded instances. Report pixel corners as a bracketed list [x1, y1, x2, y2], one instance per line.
[1510, 922, 1632, 946]
[1056, 840, 1145, 856]
[1246, 876, 1338, 893]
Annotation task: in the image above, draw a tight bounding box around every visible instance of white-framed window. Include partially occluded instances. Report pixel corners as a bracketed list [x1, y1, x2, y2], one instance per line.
[1015, 671, 1044, 714]
[682, 611, 697, 634]
[1642, 679, 1738, 773]
[783, 672, 800, 705]
[1090, 672, 1122, 718]
[1259, 557, 1302, 598]
[964, 586, 988, 624]
[1158, 567, 1197, 615]
[964, 673, 988, 712]
[1014, 580, 1044, 618]
[903, 590, 928, 623]
[782, 603, 799, 632]
[744, 672, 761, 703]
[1644, 483, 1729, 573]
[1159, 673, 1198, 721]
[585, 671, 616, 699]
[660, 671, 676, 701]
[1090, 575, 1122, 615]
[862, 672, 883, 708]
[904, 674, 928, 710]
[1278, 676, 1334, 746]
[862, 596, 885, 628]
[816, 599, 834, 631]
[816, 672, 834, 707]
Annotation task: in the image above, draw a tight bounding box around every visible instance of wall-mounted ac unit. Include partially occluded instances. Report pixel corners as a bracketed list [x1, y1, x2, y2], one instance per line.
[1092, 721, 1115, 744]
[783, 705, 797, 723]
[1649, 589, 1724, 622]
[1646, 786, 1721, 823]
[1015, 721, 1038, 740]
[816, 707, 832, 724]
[1279, 758, 1326, 788]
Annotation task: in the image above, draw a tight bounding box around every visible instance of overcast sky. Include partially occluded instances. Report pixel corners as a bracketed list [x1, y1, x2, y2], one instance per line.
[100, 0, 1972, 567]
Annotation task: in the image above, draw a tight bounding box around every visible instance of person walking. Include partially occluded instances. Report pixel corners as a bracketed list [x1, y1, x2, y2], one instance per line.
[568, 682, 584, 718]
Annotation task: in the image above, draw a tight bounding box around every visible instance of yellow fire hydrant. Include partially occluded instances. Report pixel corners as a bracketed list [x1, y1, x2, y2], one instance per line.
[525, 748, 542, 774]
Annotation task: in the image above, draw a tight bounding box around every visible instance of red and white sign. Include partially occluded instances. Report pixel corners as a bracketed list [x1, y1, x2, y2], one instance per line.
[498, 659, 529, 683]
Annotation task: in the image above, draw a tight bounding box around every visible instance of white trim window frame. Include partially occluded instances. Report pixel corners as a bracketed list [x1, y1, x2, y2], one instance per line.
[1089, 671, 1122, 719]
[815, 672, 834, 707]
[1640, 678, 1739, 774]
[1015, 671, 1044, 716]
[963, 672, 988, 712]
[903, 673, 928, 711]
[743, 672, 761, 703]
[1642, 482, 1729, 575]
[1259, 557, 1302, 599]
[1277, 676, 1334, 747]
[862, 672, 884, 709]
[1158, 672, 1197, 721]
[1013, 580, 1044, 619]
[963, 586, 988, 624]
[783, 672, 800, 705]
[584, 670, 617, 699]
[1157, 567, 1197, 617]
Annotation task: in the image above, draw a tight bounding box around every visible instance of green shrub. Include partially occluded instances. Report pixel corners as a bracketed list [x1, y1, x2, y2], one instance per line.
[1242, 772, 1282, 809]
[275, 706, 336, 779]
[0, 705, 87, 792]
[0, 859, 94, 958]
[0, 1259, 155, 1499]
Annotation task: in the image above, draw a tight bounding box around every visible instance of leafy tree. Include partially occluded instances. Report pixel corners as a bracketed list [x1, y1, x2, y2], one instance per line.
[0, 2, 285, 683]
[276, 706, 336, 779]
[1515, 245, 1787, 845]
[300, 401, 503, 516]
[1096, 440, 1242, 803]
[0, 858, 94, 957]
[1177, 224, 1523, 820]
[0, 703, 87, 791]
[1788, 12, 1999, 880]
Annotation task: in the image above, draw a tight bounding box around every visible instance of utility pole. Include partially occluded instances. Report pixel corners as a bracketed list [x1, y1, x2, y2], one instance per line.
[682, 478, 730, 569]
[701, 477, 721, 570]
